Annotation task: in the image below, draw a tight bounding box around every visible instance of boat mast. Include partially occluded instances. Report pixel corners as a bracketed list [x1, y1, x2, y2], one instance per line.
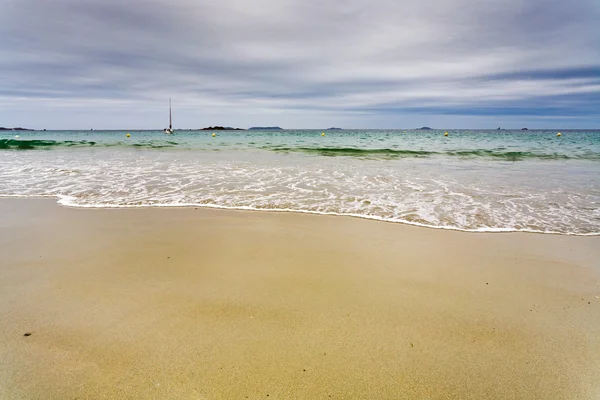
[169, 98, 172, 130]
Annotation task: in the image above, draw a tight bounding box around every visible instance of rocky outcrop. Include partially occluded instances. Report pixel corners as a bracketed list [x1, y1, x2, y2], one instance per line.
[200, 126, 244, 130]
[248, 127, 283, 130]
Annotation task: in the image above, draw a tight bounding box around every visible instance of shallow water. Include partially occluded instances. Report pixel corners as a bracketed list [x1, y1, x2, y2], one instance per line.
[1, 129, 599, 234]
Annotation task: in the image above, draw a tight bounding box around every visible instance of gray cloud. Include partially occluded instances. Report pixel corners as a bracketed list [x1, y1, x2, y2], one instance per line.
[1, 0, 599, 128]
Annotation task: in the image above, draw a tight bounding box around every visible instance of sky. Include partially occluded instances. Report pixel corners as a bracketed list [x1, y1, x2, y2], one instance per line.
[1, 0, 599, 130]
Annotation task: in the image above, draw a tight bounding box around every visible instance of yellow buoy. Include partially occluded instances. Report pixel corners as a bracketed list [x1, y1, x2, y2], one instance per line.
[444, 132, 449, 136]
[126, 133, 130, 138]
[557, 132, 561, 137]
[321, 132, 325, 137]
[212, 133, 216, 137]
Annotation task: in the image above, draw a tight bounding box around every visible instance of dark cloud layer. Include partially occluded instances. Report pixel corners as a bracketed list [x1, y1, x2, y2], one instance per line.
[1, 0, 599, 128]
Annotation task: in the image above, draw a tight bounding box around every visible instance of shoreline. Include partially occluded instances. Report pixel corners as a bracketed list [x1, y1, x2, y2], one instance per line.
[1, 194, 598, 237]
[1, 198, 599, 399]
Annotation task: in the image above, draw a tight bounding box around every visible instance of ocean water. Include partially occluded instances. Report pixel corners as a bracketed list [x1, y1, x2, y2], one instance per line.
[1, 129, 599, 235]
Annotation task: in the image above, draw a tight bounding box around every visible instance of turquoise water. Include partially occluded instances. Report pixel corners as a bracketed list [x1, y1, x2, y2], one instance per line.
[1, 129, 599, 234]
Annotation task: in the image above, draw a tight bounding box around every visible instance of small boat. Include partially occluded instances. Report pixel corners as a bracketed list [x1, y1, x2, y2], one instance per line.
[164, 98, 174, 134]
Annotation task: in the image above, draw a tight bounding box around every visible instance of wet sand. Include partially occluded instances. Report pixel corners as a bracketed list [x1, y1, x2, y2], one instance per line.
[0, 198, 599, 399]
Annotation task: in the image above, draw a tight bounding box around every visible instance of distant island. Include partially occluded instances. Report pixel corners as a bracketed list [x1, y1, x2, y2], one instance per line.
[417, 127, 432, 130]
[0, 127, 33, 131]
[521, 128, 528, 131]
[200, 126, 244, 131]
[248, 126, 283, 130]
[326, 127, 342, 130]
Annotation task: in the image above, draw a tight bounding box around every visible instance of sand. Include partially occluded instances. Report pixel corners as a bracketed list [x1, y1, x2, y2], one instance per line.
[0, 198, 599, 399]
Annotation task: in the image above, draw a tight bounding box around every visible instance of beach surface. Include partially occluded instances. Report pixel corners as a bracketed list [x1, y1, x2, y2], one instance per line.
[1, 198, 599, 399]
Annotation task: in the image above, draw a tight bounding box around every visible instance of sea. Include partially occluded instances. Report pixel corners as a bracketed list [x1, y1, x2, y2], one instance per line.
[1, 129, 599, 235]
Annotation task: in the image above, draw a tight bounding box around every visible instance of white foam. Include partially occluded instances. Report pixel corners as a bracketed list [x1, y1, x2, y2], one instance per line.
[0, 149, 599, 236]
[0, 193, 590, 236]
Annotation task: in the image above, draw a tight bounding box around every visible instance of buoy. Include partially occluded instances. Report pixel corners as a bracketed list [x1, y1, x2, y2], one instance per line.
[126, 133, 130, 138]
[321, 132, 325, 137]
[444, 132, 449, 136]
[14, 135, 19, 139]
[212, 133, 216, 137]
[557, 132, 561, 137]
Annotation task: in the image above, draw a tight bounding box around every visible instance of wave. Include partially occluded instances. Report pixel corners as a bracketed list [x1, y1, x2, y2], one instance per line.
[269, 147, 435, 158]
[3, 139, 599, 161]
[2, 194, 597, 236]
[1, 149, 598, 235]
[268, 146, 600, 161]
[446, 150, 573, 161]
[0, 139, 176, 150]
[0, 139, 97, 150]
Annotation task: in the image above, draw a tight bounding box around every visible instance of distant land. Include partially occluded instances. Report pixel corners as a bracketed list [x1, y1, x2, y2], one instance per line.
[0, 127, 33, 131]
[326, 127, 343, 130]
[200, 126, 244, 131]
[417, 127, 432, 130]
[248, 126, 283, 130]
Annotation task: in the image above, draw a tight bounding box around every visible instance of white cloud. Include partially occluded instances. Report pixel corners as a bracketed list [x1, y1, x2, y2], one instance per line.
[0, 0, 599, 128]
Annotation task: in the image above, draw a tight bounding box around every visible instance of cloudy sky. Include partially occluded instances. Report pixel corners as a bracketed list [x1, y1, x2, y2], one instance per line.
[1, 0, 599, 129]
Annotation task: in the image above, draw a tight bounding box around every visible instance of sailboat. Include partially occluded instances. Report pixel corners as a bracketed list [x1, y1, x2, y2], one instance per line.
[164, 98, 174, 134]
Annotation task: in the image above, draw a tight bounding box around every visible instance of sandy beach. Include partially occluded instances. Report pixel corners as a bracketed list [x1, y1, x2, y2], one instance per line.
[0, 198, 599, 399]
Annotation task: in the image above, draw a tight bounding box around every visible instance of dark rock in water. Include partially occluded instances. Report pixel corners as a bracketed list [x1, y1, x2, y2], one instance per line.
[417, 127, 432, 130]
[248, 126, 283, 130]
[200, 126, 244, 131]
